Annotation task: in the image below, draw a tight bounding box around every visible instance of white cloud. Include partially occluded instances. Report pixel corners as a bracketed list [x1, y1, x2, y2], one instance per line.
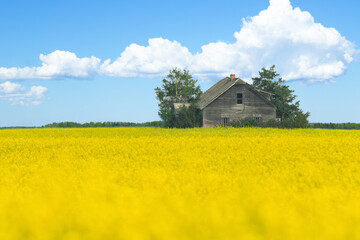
[101, 0, 357, 82]
[225, 0, 356, 82]
[0, 50, 101, 80]
[0, 0, 356, 83]
[100, 38, 193, 78]
[0, 81, 47, 106]
[0, 81, 23, 93]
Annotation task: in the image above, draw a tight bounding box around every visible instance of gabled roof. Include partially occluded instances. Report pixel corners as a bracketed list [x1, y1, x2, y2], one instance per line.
[197, 77, 275, 110]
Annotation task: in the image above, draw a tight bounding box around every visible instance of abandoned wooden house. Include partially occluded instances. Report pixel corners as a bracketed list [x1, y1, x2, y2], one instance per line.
[197, 74, 276, 127]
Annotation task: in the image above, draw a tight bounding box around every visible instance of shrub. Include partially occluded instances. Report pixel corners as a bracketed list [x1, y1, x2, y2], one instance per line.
[229, 113, 310, 129]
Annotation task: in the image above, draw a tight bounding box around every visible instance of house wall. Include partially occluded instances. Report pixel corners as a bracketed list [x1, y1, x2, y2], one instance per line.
[202, 84, 276, 127]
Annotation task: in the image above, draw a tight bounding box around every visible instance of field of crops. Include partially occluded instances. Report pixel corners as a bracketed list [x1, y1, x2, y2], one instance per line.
[1, 128, 360, 239]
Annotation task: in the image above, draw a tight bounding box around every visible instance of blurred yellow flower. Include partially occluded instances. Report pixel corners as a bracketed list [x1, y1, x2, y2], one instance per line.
[0, 128, 359, 239]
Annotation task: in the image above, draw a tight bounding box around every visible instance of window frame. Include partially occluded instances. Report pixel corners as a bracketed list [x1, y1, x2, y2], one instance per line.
[237, 93, 243, 105]
[222, 117, 230, 126]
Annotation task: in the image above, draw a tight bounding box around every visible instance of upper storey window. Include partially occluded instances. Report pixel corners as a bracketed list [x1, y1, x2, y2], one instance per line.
[237, 93, 243, 104]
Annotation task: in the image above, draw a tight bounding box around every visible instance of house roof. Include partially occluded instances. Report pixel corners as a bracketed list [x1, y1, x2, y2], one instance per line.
[197, 77, 275, 110]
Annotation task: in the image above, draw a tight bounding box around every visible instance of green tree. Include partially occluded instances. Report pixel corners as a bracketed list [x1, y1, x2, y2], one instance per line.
[252, 65, 310, 125]
[155, 68, 202, 128]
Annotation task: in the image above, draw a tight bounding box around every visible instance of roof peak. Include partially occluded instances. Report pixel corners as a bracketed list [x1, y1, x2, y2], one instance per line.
[197, 76, 273, 110]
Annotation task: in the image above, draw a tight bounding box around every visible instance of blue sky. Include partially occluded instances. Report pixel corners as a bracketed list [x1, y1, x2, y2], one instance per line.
[0, 0, 359, 126]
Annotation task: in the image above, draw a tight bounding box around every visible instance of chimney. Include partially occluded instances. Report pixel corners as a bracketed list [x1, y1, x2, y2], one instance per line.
[230, 74, 236, 80]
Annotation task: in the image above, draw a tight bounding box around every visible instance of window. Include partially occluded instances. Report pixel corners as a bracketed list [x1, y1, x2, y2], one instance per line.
[222, 117, 230, 126]
[237, 93, 243, 104]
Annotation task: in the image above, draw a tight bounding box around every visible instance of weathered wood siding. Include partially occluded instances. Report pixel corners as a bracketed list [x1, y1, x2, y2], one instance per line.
[203, 84, 276, 127]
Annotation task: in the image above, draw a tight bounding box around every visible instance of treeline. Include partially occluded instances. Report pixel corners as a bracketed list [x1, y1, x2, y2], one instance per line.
[0, 126, 37, 129]
[310, 123, 360, 130]
[3, 121, 360, 130]
[43, 121, 163, 128]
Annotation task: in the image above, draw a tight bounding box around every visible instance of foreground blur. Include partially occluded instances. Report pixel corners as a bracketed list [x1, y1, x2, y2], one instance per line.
[0, 128, 360, 239]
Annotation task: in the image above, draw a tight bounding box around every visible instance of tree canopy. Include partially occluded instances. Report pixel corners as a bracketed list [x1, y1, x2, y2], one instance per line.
[155, 68, 202, 128]
[252, 65, 310, 126]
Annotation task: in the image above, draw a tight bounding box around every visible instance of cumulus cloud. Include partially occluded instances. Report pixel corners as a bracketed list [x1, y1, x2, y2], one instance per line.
[228, 0, 356, 82]
[0, 50, 101, 80]
[0, 81, 47, 106]
[100, 0, 356, 82]
[100, 38, 193, 78]
[0, 81, 23, 93]
[0, 0, 356, 83]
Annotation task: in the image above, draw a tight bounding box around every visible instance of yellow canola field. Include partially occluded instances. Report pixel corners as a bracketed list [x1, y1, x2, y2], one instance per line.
[1, 128, 360, 239]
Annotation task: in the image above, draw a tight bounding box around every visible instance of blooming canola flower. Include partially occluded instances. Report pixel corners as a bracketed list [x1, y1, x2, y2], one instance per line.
[0, 127, 359, 239]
